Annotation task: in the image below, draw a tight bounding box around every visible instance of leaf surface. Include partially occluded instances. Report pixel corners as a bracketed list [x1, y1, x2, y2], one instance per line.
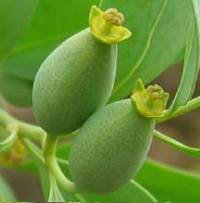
[0, 0, 37, 61]
[136, 160, 200, 203]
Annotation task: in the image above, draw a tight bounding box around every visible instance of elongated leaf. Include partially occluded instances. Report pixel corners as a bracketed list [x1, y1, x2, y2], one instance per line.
[82, 180, 157, 203]
[0, 0, 98, 107]
[193, 0, 200, 38]
[170, 2, 200, 111]
[0, 0, 38, 61]
[100, 0, 192, 101]
[2, 0, 98, 81]
[136, 160, 200, 203]
[2, 0, 191, 99]
[0, 175, 16, 203]
[1, 36, 64, 81]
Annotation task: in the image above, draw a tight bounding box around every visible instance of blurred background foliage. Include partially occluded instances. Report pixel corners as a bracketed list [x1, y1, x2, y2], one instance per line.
[0, 0, 200, 202]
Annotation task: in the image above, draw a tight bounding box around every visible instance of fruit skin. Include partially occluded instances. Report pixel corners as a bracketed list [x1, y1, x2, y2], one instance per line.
[69, 99, 155, 194]
[0, 71, 32, 107]
[33, 28, 117, 134]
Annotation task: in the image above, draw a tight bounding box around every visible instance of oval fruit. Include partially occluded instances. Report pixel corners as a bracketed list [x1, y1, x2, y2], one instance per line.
[33, 28, 117, 134]
[69, 99, 155, 194]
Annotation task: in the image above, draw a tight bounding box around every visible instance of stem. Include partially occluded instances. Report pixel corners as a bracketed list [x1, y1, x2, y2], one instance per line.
[154, 130, 200, 159]
[0, 130, 17, 153]
[54, 159, 86, 202]
[18, 122, 46, 146]
[48, 173, 65, 202]
[0, 109, 15, 126]
[20, 137, 44, 163]
[58, 158, 69, 167]
[44, 136, 77, 193]
[157, 96, 200, 123]
[0, 108, 46, 145]
[98, 0, 103, 8]
[75, 193, 87, 202]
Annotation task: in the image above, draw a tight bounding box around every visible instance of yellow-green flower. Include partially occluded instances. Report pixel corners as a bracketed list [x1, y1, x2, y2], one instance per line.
[89, 5, 132, 44]
[131, 79, 169, 118]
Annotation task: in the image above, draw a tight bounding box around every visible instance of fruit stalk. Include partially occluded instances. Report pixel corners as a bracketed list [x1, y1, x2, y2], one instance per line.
[43, 136, 77, 193]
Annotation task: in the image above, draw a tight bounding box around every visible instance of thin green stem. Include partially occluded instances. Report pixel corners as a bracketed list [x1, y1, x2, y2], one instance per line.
[0, 130, 17, 153]
[18, 122, 46, 145]
[57, 158, 69, 167]
[48, 173, 65, 202]
[0, 109, 15, 127]
[55, 159, 88, 202]
[75, 193, 87, 202]
[154, 130, 200, 159]
[0, 108, 46, 145]
[20, 137, 44, 163]
[157, 96, 200, 123]
[58, 131, 78, 144]
[98, 0, 103, 8]
[44, 136, 77, 193]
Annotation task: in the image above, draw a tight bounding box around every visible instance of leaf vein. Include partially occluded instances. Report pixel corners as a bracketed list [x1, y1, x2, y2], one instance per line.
[113, 0, 169, 94]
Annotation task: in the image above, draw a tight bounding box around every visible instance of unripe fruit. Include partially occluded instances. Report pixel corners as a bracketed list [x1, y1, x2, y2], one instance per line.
[33, 28, 117, 134]
[32, 6, 131, 135]
[0, 71, 32, 107]
[69, 99, 155, 194]
[69, 80, 169, 194]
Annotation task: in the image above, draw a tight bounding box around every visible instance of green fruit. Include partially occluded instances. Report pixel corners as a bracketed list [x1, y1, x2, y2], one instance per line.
[0, 71, 32, 107]
[69, 99, 155, 194]
[33, 28, 117, 134]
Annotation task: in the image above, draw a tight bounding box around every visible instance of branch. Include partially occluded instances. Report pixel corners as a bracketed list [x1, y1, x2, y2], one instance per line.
[157, 96, 200, 123]
[0, 108, 46, 145]
[154, 130, 200, 159]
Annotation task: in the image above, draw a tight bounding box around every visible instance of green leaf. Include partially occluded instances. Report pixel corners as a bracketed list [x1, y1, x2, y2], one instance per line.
[136, 160, 200, 203]
[173, 48, 186, 65]
[194, 0, 200, 35]
[193, 0, 200, 38]
[1, 0, 98, 81]
[0, 0, 98, 107]
[2, 37, 63, 81]
[0, 71, 32, 107]
[100, 0, 192, 101]
[0, 0, 38, 61]
[154, 130, 200, 159]
[0, 129, 17, 153]
[0, 0, 192, 109]
[0, 175, 16, 203]
[82, 180, 157, 203]
[2, 0, 191, 97]
[170, 3, 200, 111]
